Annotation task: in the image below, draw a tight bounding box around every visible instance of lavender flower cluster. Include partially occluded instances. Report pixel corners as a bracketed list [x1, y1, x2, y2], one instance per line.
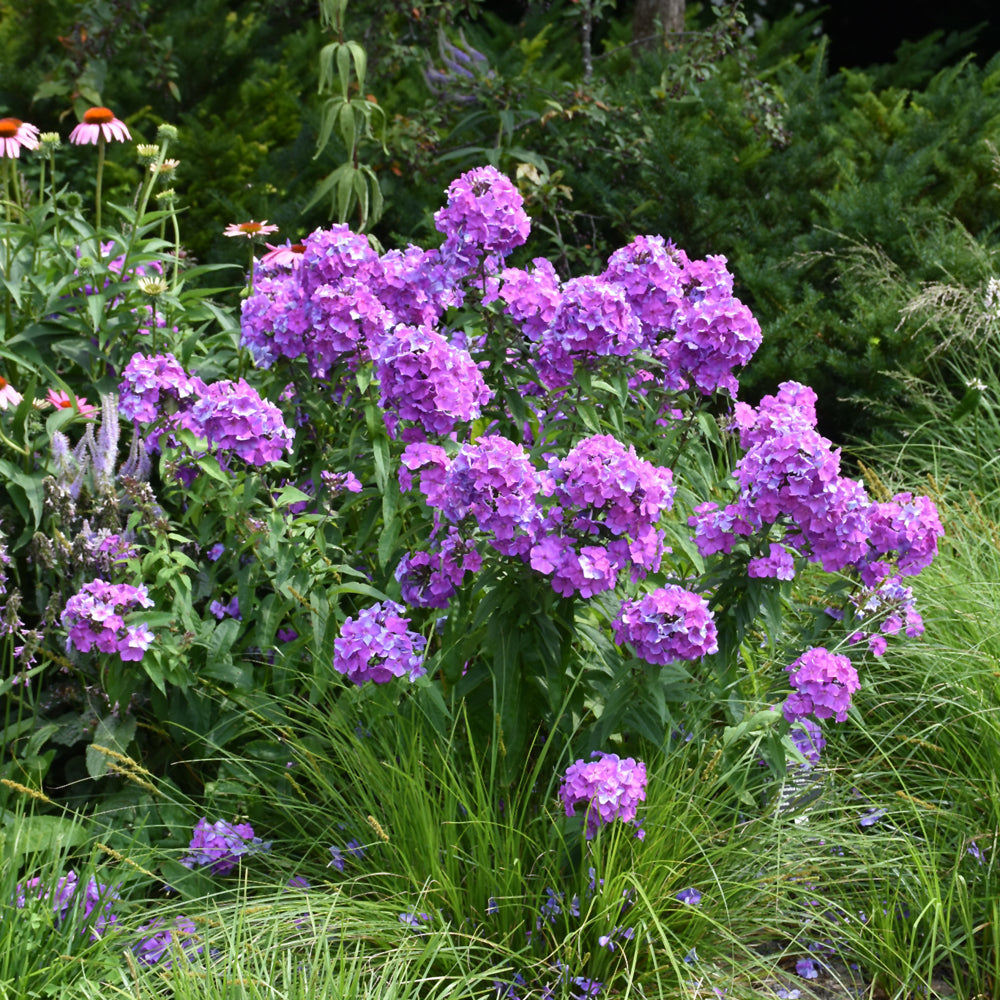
[61, 578, 155, 662]
[119, 352, 293, 467]
[559, 752, 647, 840]
[179, 817, 271, 875]
[332, 600, 427, 685]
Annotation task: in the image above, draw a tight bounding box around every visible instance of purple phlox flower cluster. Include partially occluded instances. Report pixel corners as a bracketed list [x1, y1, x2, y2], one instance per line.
[401, 436, 541, 558]
[559, 751, 647, 839]
[133, 915, 202, 966]
[783, 647, 860, 724]
[675, 887, 702, 905]
[498, 257, 562, 343]
[61, 578, 156, 662]
[374, 323, 492, 438]
[119, 353, 293, 466]
[847, 572, 925, 656]
[16, 870, 120, 940]
[378, 245, 465, 327]
[395, 527, 483, 608]
[434, 165, 530, 275]
[118, 351, 204, 441]
[613, 585, 718, 665]
[532, 435, 674, 597]
[332, 600, 427, 684]
[788, 718, 825, 767]
[187, 377, 294, 466]
[603, 236, 761, 397]
[241, 224, 391, 378]
[690, 383, 942, 624]
[748, 542, 797, 580]
[534, 276, 643, 389]
[179, 817, 271, 875]
[76, 522, 137, 575]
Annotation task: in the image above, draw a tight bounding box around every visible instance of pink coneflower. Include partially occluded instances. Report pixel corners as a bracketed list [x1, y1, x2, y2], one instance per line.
[69, 107, 131, 145]
[0, 375, 22, 410]
[223, 220, 279, 239]
[47, 389, 98, 417]
[259, 241, 306, 268]
[0, 118, 40, 158]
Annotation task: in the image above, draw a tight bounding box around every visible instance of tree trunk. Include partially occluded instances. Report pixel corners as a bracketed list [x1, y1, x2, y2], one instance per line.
[633, 0, 685, 50]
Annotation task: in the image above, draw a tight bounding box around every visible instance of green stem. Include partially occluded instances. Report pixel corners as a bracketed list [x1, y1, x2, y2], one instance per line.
[95, 134, 106, 230]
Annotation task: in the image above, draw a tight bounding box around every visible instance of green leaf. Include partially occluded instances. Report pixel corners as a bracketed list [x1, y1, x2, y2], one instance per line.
[0, 814, 88, 857]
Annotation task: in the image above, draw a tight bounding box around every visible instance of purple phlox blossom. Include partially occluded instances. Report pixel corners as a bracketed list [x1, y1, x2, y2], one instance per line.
[434, 165, 530, 274]
[498, 257, 562, 342]
[377, 245, 465, 328]
[614, 585, 718, 665]
[788, 718, 825, 767]
[74, 240, 163, 297]
[675, 887, 702, 906]
[689, 500, 760, 557]
[207, 543, 225, 561]
[748, 542, 797, 580]
[864, 492, 943, 579]
[396, 527, 483, 608]
[535, 275, 643, 389]
[847, 573, 925, 655]
[186, 377, 294, 466]
[533, 434, 674, 597]
[16, 870, 121, 940]
[401, 436, 541, 559]
[118, 351, 206, 447]
[179, 817, 270, 875]
[603, 238, 761, 397]
[559, 752, 647, 840]
[374, 323, 492, 437]
[61, 578, 156, 663]
[783, 647, 860, 724]
[332, 600, 427, 684]
[133, 915, 202, 966]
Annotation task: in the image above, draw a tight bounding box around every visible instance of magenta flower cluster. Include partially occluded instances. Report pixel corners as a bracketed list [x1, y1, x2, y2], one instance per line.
[332, 601, 427, 684]
[61, 578, 155, 662]
[395, 527, 483, 609]
[783, 647, 860, 724]
[119, 352, 293, 466]
[401, 433, 674, 599]
[179, 817, 270, 875]
[613, 585, 719, 665]
[374, 323, 492, 438]
[689, 381, 943, 650]
[496, 233, 761, 397]
[559, 752, 647, 840]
